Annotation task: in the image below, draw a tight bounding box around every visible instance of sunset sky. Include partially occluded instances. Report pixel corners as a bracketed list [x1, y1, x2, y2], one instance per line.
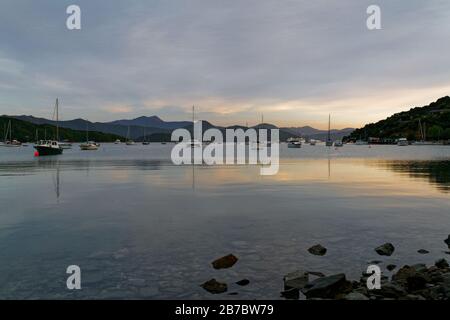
[1, 0, 450, 129]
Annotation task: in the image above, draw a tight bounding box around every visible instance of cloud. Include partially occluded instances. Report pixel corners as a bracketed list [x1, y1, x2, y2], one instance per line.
[102, 105, 134, 114]
[0, 0, 450, 128]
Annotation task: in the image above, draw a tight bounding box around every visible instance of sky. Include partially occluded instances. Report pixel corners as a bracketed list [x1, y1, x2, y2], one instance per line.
[1, 0, 450, 129]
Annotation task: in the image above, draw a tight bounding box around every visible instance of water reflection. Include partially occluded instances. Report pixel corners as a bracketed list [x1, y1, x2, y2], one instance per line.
[1, 146, 450, 299]
[378, 160, 450, 192]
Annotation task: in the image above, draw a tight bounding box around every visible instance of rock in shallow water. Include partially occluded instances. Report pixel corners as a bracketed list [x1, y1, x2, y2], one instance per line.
[444, 235, 450, 248]
[435, 258, 449, 269]
[307, 244, 327, 256]
[236, 279, 250, 286]
[307, 271, 326, 278]
[280, 288, 300, 300]
[283, 270, 309, 290]
[387, 264, 397, 272]
[344, 292, 369, 300]
[375, 243, 395, 256]
[211, 254, 238, 269]
[301, 273, 352, 299]
[201, 279, 228, 294]
[418, 249, 429, 254]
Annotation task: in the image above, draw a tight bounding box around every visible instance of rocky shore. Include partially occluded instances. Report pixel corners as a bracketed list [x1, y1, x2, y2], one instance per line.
[202, 236, 450, 300]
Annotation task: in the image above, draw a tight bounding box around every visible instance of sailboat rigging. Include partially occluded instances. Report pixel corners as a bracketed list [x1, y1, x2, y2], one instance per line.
[34, 99, 63, 156]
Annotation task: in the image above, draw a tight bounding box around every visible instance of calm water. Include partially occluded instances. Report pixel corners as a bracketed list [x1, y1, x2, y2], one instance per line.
[0, 143, 450, 299]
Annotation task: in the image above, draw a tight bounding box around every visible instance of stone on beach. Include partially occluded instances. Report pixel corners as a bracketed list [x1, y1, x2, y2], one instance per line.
[280, 288, 300, 300]
[387, 264, 397, 271]
[375, 243, 395, 256]
[444, 235, 450, 248]
[301, 273, 352, 299]
[211, 254, 238, 269]
[435, 258, 449, 269]
[283, 270, 309, 290]
[411, 264, 427, 273]
[201, 279, 228, 294]
[344, 292, 369, 300]
[308, 244, 327, 256]
[236, 279, 250, 286]
[307, 271, 326, 278]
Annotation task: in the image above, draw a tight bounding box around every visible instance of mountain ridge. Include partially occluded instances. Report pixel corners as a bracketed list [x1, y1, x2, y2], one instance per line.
[10, 114, 353, 141]
[346, 96, 450, 142]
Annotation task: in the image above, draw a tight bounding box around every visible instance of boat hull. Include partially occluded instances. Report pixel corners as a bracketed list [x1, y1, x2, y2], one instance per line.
[34, 146, 63, 156]
[80, 145, 99, 151]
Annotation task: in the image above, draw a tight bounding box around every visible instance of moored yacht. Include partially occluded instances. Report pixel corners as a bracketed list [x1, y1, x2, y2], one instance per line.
[1, 120, 21, 147]
[34, 99, 63, 156]
[397, 138, 409, 146]
[80, 141, 99, 150]
[334, 140, 344, 147]
[326, 114, 333, 147]
[125, 126, 135, 145]
[34, 140, 63, 155]
[80, 123, 99, 150]
[287, 138, 302, 148]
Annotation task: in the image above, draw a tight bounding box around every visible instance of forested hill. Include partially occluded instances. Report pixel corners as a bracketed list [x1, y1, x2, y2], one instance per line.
[346, 96, 450, 141]
[0, 116, 123, 142]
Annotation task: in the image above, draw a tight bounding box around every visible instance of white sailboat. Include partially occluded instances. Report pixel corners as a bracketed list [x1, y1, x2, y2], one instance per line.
[0, 120, 21, 147]
[126, 126, 135, 145]
[334, 140, 344, 147]
[142, 128, 150, 145]
[80, 123, 99, 150]
[397, 138, 409, 146]
[412, 120, 436, 145]
[287, 137, 301, 148]
[326, 114, 333, 147]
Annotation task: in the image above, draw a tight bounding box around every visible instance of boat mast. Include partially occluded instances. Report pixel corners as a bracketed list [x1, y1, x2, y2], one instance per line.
[327, 114, 331, 142]
[86, 122, 89, 142]
[418, 119, 424, 141]
[56, 98, 59, 141]
[5, 120, 12, 143]
[423, 122, 426, 141]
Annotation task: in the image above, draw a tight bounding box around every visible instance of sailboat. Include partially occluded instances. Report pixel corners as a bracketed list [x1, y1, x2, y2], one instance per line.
[142, 128, 150, 145]
[188, 105, 201, 148]
[126, 126, 135, 145]
[0, 120, 21, 147]
[80, 123, 99, 150]
[325, 114, 333, 147]
[287, 137, 301, 148]
[34, 99, 63, 156]
[412, 120, 436, 145]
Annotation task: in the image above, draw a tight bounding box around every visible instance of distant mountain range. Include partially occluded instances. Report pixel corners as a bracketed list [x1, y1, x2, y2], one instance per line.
[8, 114, 354, 142]
[0, 116, 122, 143]
[283, 126, 355, 141]
[346, 96, 450, 141]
